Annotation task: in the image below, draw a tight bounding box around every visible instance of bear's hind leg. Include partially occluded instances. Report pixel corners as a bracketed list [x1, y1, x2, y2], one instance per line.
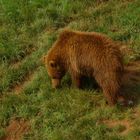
[94, 73, 120, 106]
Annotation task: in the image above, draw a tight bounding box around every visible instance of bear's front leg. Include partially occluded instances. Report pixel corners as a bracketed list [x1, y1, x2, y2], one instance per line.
[71, 72, 82, 89]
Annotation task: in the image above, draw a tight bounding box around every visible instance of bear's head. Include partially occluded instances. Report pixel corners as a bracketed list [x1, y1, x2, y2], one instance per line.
[42, 55, 66, 88]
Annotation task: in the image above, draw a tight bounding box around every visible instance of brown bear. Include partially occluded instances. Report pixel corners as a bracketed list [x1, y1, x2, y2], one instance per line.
[43, 30, 125, 106]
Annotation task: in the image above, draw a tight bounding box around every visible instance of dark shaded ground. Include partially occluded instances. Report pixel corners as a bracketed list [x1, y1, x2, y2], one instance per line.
[122, 60, 140, 104]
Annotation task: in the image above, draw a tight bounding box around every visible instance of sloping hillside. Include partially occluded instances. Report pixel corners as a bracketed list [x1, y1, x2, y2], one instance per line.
[0, 0, 140, 139]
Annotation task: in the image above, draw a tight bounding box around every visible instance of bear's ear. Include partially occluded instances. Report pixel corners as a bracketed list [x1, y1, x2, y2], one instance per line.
[49, 60, 57, 68]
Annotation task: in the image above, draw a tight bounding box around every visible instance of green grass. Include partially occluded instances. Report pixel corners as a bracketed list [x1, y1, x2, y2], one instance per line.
[0, 0, 140, 139]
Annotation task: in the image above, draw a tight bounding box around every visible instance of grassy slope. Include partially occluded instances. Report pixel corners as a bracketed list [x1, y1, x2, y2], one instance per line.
[0, 0, 140, 139]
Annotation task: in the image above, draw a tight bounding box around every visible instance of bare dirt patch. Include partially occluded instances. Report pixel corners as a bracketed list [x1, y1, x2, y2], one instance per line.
[12, 71, 35, 94]
[11, 61, 22, 69]
[1, 119, 29, 140]
[103, 119, 132, 136]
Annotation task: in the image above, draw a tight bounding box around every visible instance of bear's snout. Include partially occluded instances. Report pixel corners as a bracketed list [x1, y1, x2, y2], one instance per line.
[52, 79, 61, 88]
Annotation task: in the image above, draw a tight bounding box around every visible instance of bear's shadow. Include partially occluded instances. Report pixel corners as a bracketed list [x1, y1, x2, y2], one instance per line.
[62, 74, 100, 91]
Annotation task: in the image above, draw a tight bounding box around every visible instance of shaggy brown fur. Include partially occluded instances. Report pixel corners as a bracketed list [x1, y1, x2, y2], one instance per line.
[43, 30, 125, 106]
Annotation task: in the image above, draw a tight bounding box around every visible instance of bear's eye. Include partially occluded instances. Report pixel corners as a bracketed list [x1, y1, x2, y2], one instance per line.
[51, 63, 55, 67]
[49, 61, 57, 68]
